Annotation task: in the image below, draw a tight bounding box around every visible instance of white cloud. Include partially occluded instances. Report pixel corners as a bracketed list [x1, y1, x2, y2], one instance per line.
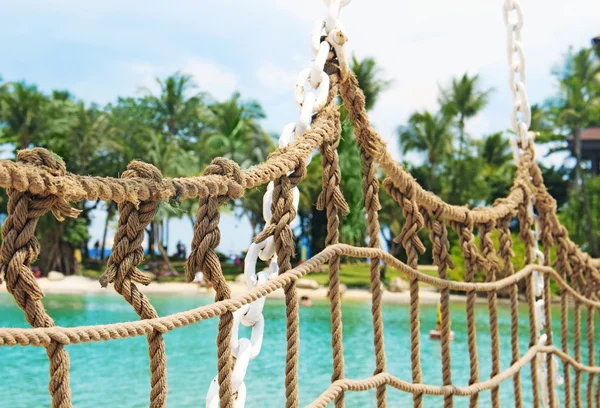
[256, 63, 297, 93]
[181, 59, 239, 101]
[125, 58, 239, 101]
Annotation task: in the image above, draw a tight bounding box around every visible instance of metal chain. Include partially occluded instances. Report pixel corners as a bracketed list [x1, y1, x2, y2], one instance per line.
[205, 1, 351, 406]
[505, 2, 562, 405]
[503, 0, 534, 150]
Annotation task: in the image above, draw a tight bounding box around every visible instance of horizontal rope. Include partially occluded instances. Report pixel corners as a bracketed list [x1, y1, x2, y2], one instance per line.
[306, 344, 600, 408]
[1, 244, 598, 348]
[0, 100, 523, 224]
[0, 108, 330, 204]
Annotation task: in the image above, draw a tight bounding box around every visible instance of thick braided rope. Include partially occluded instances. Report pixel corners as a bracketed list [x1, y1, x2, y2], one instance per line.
[516, 183, 541, 408]
[555, 225, 572, 407]
[337, 65, 389, 407]
[538, 201, 557, 407]
[338, 71, 525, 226]
[361, 148, 388, 407]
[422, 205, 455, 408]
[185, 158, 243, 408]
[584, 262, 596, 408]
[256, 163, 306, 408]
[0, 148, 80, 408]
[449, 214, 481, 408]
[101, 161, 168, 408]
[478, 219, 502, 408]
[497, 213, 523, 408]
[383, 176, 425, 408]
[572, 257, 583, 408]
[316, 86, 350, 408]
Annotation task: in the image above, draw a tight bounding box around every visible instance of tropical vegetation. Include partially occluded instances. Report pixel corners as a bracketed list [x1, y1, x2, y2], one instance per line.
[0, 41, 598, 288]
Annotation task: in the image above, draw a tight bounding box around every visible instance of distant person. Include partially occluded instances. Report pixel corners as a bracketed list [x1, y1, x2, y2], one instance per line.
[300, 295, 312, 307]
[93, 240, 101, 260]
[176, 241, 186, 259]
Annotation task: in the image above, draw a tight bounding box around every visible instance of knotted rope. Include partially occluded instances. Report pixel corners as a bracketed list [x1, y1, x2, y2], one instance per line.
[101, 161, 168, 408]
[478, 218, 502, 408]
[497, 212, 523, 407]
[449, 213, 481, 408]
[383, 176, 425, 408]
[256, 160, 307, 408]
[0, 148, 79, 408]
[341, 72, 390, 407]
[316, 84, 350, 408]
[422, 205, 454, 408]
[186, 157, 243, 408]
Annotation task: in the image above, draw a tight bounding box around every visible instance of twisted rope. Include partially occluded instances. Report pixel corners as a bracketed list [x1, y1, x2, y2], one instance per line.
[0, 148, 80, 408]
[497, 213, 523, 407]
[316, 89, 350, 408]
[423, 205, 455, 408]
[383, 176, 425, 408]
[478, 219, 502, 408]
[101, 161, 168, 408]
[185, 158, 243, 408]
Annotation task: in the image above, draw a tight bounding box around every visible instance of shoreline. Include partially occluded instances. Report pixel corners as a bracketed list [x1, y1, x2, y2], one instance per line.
[0, 275, 505, 305]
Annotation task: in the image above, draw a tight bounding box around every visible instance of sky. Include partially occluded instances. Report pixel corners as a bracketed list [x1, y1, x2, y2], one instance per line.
[1, 0, 598, 255]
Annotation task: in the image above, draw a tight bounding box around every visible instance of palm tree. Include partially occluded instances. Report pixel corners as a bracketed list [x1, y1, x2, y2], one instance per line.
[397, 110, 453, 190]
[478, 132, 512, 168]
[204, 92, 268, 169]
[0, 82, 47, 150]
[550, 46, 600, 255]
[439, 73, 493, 202]
[141, 72, 206, 143]
[351, 56, 393, 111]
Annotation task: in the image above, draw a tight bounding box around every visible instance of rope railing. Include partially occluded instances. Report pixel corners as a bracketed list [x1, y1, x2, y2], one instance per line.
[1, 40, 600, 408]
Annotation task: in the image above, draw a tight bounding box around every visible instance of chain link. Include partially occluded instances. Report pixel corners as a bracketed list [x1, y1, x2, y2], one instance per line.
[205, 1, 351, 406]
[503, 0, 534, 149]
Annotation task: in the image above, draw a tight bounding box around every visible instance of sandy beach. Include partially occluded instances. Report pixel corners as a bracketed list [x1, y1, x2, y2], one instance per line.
[0, 275, 495, 305]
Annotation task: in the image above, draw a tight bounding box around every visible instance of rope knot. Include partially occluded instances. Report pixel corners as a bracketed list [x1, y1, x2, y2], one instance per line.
[16, 148, 80, 221]
[122, 160, 163, 183]
[17, 148, 67, 177]
[204, 157, 244, 199]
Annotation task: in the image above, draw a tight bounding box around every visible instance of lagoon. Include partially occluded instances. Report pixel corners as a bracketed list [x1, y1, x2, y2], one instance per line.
[0, 293, 598, 407]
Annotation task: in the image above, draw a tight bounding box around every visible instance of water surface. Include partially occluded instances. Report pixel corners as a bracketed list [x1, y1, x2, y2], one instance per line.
[0, 293, 598, 407]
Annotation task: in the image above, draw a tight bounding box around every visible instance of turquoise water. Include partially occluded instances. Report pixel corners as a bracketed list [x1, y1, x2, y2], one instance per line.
[0, 293, 598, 407]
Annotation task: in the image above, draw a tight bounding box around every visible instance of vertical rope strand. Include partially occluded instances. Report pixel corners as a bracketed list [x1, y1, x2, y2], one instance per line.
[362, 152, 387, 407]
[255, 162, 306, 408]
[479, 220, 501, 408]
[498, 214, 522, 408]
[450, 214, 480, 408]
[101, 161, 168, 408]
[423, 206, 455, 408]
[317, 101, 350, 408]
[383, 177, 425, 408]
[540, 209, 556, 408]
[517, 187, 541, 408]
[186, 158, 244, 408]
[0, 149, 80, 408]
[556, 226, 572, 407]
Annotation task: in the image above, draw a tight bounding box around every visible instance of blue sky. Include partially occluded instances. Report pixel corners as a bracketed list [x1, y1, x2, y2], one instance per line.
[1, 0, 598, 255]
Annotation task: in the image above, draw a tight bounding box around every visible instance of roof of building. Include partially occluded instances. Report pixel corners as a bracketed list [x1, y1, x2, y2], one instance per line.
[581, 128, 600, 141]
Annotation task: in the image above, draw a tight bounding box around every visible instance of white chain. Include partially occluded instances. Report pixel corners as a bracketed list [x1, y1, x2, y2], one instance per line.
[205, 1, 351, 406]
[506, 2, 561, 404]
[503, 0, 534, 150]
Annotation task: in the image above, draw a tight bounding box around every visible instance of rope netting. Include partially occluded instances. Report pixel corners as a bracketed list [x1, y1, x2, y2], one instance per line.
[0, 67, 599, 408]
[1, 2, 600, 407]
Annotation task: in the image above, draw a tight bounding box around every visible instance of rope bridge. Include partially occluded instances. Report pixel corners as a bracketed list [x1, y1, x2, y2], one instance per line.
[1, 1, 600, 407]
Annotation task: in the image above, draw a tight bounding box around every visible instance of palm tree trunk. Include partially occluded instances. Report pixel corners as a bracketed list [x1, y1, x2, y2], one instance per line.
[100, 202, 114, 262]
[573, 128, 597, 255]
